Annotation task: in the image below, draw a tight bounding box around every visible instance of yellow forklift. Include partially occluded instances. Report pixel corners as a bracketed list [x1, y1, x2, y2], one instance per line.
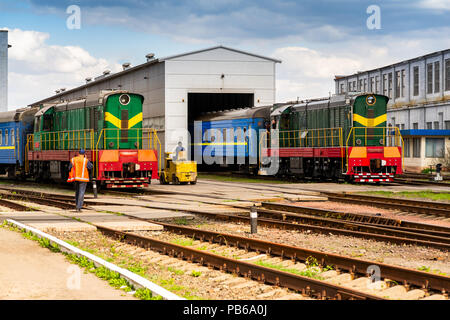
[159, 151, 197, 185]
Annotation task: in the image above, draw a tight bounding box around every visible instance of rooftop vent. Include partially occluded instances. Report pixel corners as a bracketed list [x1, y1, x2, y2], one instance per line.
[55, 90, 60, 94]
[122, 62, 131, 70]
[103, 70, 111, 76]
[60, 88, 66, 92]
[85, 77, 92, 83]
[145, 53, 155, 62]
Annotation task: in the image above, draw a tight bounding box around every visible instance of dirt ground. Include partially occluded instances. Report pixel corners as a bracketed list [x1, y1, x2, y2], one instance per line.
[0, 227, 135, 300]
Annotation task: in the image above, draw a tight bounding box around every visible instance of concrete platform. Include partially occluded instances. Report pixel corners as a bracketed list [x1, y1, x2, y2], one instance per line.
[61, 210, 164, 232]
[91, 205, 195, 221]
[0, 211, 95, 232]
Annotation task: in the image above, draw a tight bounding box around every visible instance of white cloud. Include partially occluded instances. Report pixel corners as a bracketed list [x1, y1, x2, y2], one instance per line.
[417, 0, 450, 11]
[274, 27, 450, 102]
[6, 28, 121, 108]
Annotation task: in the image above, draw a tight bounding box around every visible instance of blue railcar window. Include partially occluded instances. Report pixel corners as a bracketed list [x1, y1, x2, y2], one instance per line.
[11, 129, 15, 146]
[0, 129, 2, 146]
[5, 129, 8, 145]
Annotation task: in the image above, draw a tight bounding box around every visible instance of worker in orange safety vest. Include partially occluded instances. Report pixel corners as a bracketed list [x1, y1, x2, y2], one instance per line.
[67, 149, 93, 212]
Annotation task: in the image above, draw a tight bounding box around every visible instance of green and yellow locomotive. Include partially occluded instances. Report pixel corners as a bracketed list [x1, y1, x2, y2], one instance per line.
[262, 93, 403, 182]
[27, 90, 161, 188]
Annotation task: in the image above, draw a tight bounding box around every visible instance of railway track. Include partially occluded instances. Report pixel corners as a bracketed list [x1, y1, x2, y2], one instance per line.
[95, 222, 449, 300]
[3, 185, 448, 300]
[97, 194, 450, 250]
[0, 187, 106, 210]
[322, 192, 450, 218]
[97, 225, 383, 300]
[2, 184, 449, 250]
[260, 201, 450, 235]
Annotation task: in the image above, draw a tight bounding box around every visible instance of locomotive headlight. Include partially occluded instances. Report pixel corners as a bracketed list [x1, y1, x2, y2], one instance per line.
[381, 160, 387, 166]
[109, 142, 114, 148]
[356, 139, 362, 145]
[366, 95, 376, 105]
[119, 94, 130, 105]
[379, 139, 384, 145]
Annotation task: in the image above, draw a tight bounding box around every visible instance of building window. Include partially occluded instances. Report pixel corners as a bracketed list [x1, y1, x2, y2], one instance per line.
[426, 122, 432, 130]
[388, 73, 393, 98]
[445, 120, 450, 130]
[395, 71, 401, 98]
[404, 138, 410, 158]
[401, 69, 405, 97]
[413, 122, 419, 130]
[363, 78, 367, 92]
[383, 74, 388, 96]
[358, 79, 363, 91]
[446, 59, 450, 91]
[427, 63, 433, 94]
[413, 66, 419, 96]
[353, 81, 356, 91]
[434, 121, 440, 130]
[400, 124, 405, 130]
[375, 76, 380, 93]
[370, 77, 375, 92]
[340, 83, 344, 94]
[434, 61, 440, 93]
[425, 138, 445, 158]
[413, 138, 421, 158]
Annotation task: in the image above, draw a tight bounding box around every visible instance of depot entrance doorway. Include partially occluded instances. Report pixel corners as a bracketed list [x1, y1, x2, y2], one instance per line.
[187, 93, 254, 123]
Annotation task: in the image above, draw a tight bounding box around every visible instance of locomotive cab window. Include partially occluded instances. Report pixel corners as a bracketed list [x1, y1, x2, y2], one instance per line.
[34, 117, 40, 132]
[43, 114, 53, 131]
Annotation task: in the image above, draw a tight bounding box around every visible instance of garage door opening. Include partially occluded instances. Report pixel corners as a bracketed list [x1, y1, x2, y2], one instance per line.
[188, 93, 254, 123]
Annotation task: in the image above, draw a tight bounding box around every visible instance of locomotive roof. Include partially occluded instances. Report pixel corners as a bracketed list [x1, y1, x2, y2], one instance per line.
[271, 93, 387, 116]
[0, 107, 39, 123]
[195, 106, 271, 121]
[34, 90, 144, 115]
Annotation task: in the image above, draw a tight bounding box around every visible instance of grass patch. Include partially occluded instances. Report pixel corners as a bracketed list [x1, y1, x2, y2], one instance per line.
[255, 260, 324, 280]
[191, 270, 202, 277]
[134, 288, 163, 300]
[171, 237, 195, 247]
[168, 267, 185, 275]
[173, 218, 189, 225]
[361, 190, 450, 202]
[418, 266, 448, 276]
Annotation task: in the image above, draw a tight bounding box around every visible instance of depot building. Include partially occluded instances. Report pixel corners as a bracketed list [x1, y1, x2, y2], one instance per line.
[30, 46, 281, 156]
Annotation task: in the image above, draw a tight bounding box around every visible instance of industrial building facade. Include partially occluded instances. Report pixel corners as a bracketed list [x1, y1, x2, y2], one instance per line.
[335, 49, 450, 172]
[0, 30, 8, 112]
[31, 46, 280, 157]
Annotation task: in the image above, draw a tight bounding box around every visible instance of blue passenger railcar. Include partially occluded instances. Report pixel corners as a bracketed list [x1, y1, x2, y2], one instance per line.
[193, 106, 271, 173]
[0, 108, 37, 176]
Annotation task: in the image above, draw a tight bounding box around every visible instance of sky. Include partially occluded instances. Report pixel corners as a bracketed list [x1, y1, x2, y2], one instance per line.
[1, 0, 450, 109]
